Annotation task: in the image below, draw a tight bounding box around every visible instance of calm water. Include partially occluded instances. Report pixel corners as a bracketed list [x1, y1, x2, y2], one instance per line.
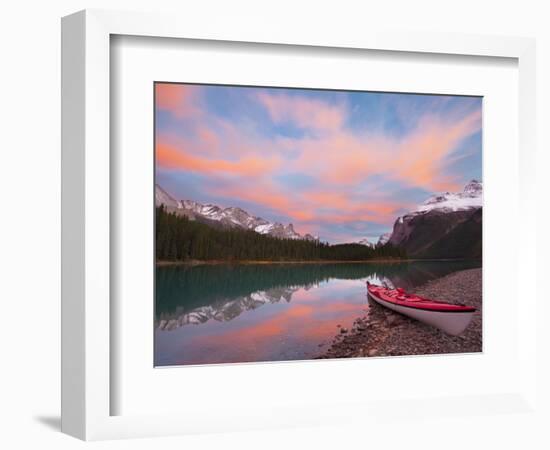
[155, 260, 481, 366]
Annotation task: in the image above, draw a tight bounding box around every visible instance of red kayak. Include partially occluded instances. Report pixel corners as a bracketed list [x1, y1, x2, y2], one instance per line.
[366, 281, 476, 336]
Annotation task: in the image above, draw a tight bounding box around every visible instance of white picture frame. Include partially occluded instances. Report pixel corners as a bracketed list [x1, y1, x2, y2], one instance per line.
[61, 9, 538, 441]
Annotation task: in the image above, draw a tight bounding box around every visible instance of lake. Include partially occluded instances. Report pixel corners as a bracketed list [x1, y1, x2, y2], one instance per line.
[155, 260, 481, 366]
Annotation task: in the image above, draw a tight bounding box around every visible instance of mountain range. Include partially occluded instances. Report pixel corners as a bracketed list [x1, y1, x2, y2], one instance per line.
[156, 285, 311, 330]
[155, 184, 318, 241]
[156, 180, 482, 259]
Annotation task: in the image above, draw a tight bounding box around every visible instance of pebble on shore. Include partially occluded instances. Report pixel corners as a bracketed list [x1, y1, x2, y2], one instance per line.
[317, 268, 482, 359]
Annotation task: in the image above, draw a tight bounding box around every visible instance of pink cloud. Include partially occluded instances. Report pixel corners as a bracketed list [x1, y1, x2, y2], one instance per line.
[291, 133, 381, 184]
[155, 85, 481, 242]
[156, 140, 280, 178]
[207, 181, 293, 212]
[392, 109, 481, 191]
[155, 84, 201, 118]
[285, 109, 481, 192]
[257, 92, 347, 132]
[204, 180, 410, 238]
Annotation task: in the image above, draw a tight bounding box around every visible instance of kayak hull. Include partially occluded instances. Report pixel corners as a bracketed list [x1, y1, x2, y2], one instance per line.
[367, 290, 475, 336]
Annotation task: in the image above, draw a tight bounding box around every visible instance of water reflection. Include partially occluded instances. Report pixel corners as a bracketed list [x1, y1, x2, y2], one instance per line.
[155, 261, 480, 366]
[157, 285, 303, 331]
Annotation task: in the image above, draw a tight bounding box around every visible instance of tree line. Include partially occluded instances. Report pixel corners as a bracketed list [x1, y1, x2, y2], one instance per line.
[156, 205, 406, 262]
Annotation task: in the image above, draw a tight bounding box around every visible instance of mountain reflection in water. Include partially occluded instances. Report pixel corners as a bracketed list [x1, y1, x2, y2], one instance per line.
[155, 261, 480, 366]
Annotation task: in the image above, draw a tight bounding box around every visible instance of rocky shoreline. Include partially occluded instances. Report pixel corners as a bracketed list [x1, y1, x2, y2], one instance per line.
[317, 268, 482, 359]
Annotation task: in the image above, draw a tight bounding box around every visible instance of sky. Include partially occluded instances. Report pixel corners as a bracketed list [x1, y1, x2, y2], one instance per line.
[155, 83, 482, 244]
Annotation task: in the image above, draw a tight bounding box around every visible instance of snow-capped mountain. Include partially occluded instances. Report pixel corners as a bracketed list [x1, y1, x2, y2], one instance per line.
[156, 286, 310, 330]
[357, 238, 374, 248]
[376, 233, 391, 247]
[155, 184, 181, 210]
[387, 180, 483, 258]
[416, 179, 482, 213]
[155, 184, 317, 241]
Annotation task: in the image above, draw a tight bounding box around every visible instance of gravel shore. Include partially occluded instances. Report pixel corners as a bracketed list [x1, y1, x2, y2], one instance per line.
[317, 268, 482, 359]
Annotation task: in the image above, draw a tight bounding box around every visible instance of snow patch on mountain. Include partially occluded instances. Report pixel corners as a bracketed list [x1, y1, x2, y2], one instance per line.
[387, 180, 483, 248]
[254, 223, 274, 234]
[155, 184, 314, 241]
[155, 184, 182, 209]
[156, 286, 306, 330]
[376, 233, 391, 247]
[416, 180, 483, 213]
[357, 238, 374, 248]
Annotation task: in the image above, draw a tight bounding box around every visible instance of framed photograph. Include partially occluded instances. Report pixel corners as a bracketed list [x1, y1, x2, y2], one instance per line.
[62, 9, 538, 441]
[153, 82, 483, 367]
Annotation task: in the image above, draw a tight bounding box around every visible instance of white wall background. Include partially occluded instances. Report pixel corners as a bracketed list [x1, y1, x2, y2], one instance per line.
[0, 1, 548, 449]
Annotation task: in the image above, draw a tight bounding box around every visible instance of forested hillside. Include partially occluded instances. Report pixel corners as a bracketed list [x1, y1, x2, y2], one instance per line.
[156, 206, 406, 262]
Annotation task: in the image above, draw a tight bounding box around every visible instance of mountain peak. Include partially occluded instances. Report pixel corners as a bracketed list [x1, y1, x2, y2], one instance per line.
[155, 184, 181, 209]
[304, 233, 319, 242]
[417, 180, 482, 214]
[155, 184, 310, 241]
[376, 233, 391, 247]
[463, 179, 483, 197]
[357, 238, 374, 248]
[387, 181, 483, 251]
